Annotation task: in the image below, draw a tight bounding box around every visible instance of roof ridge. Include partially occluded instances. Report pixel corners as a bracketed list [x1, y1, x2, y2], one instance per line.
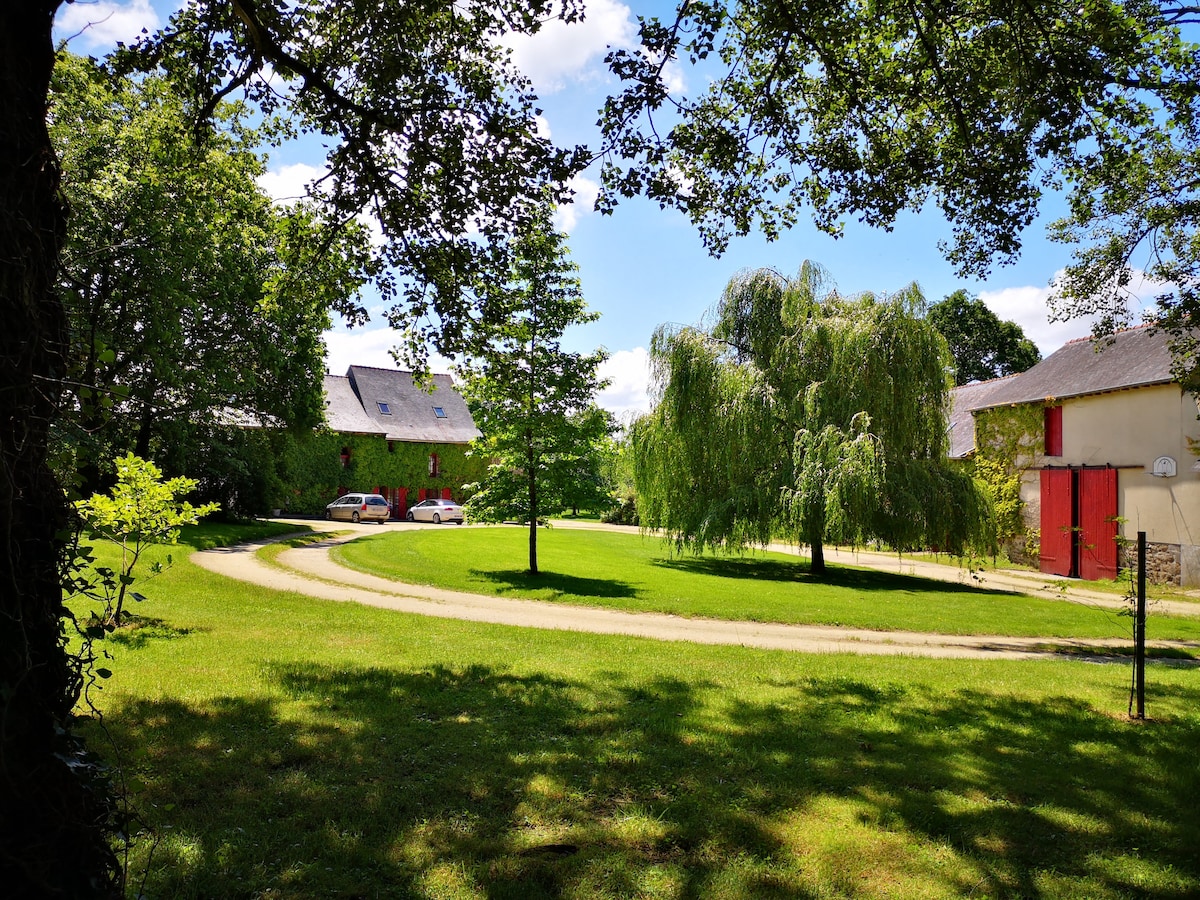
[1062, 321, 1157, 346]
[347, 364, 455, 378]
[956, 372, 1024, 389]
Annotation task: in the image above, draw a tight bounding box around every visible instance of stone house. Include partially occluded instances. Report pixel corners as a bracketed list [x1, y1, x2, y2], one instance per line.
[950, 325, 1200, 585]
[319, 366, 483, 519]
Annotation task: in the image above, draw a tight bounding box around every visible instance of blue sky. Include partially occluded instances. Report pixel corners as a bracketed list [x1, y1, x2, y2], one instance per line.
[57, 0, 1150, 420]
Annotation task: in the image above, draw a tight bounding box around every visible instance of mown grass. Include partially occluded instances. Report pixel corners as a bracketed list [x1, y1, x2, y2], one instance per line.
[330, 526, 1200, 644]
[73, 528, 1200, 899]
[901, 548, 1200, 605]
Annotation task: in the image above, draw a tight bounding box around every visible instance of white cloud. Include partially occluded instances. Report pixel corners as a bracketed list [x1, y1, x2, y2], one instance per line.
[978, 282, 1091, 356]
[257, 162, 324, 204]
[660, 58, 686, 95]
[554, 174, 600, 233]
[502, 0, 637, 94]
[324, 325, 456, 377]
[324, 326, 397, 375]
[596, 346, 650, 421]
[980, 268, 1165, 356]
[260, 161, 389, 246]
[55, 0, 161, 50]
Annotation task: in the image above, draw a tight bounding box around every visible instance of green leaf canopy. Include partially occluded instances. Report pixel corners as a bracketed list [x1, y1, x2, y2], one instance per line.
[599, 0, 1200, 371]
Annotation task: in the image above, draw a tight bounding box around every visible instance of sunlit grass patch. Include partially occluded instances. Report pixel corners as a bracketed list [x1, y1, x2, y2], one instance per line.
[70, 527, 1200, 898]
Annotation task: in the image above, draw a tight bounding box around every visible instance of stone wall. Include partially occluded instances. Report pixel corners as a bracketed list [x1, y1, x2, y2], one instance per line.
[1119, 541, 1182, 586]
[1002, 533, 1039, 569]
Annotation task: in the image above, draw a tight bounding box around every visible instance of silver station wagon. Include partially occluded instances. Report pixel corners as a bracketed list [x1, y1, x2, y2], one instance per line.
[324, 493, 391, 523]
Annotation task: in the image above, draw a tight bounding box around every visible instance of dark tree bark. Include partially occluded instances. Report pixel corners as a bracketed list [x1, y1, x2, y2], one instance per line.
[810, 539, 825, 577]
[1, 3, 121, 895]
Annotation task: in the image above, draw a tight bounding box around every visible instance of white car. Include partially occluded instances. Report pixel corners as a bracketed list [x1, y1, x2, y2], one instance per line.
[406, 498, 463, 524]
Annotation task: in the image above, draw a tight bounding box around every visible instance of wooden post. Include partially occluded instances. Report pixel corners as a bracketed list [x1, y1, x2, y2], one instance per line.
[1135, 531, 1146, 720]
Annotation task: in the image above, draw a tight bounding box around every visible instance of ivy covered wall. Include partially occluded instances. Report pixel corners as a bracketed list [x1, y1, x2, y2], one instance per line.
[183, 427, 484, 516]
[970, 403, 1048, 563]
[269, 430, 485, 515]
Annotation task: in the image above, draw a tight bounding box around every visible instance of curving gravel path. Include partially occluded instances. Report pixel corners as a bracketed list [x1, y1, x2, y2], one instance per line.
[192, 520, 1200, 662]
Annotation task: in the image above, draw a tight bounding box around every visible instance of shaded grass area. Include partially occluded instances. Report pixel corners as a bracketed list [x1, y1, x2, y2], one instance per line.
[332, 527, 1200, 643]
[82, 541, 1200, 899]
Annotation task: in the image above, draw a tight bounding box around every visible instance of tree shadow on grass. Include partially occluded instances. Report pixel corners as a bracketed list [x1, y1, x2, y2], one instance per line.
[470, 568, 640, 600]
[107, 616, 199, 650]
[653, 555, 1011, 597]
[95, 660, 1200, 898]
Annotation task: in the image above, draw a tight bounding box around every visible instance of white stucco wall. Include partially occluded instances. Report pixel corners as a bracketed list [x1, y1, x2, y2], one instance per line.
[1016, 384, 1200, 585]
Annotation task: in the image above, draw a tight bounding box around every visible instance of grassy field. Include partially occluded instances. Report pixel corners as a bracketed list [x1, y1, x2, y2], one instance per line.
[331, 526, 1200, 643]
[75, 523, 1200, 899]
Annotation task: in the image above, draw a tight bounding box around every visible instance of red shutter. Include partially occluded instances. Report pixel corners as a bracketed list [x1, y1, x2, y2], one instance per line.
[1044, 406, 1063, 456]
[441, 487, 452, 501]
[1040, 468, 1074, 576]
[1078, 467, 1118, 580]
[418, 488, 428, 502]
[397, 487, 408, 518]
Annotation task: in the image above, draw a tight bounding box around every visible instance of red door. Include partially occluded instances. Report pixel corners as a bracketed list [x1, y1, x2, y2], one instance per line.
[1040, 468, 1074, 576]
[441, 487, 452, 501]
[1078, 467, 1118, 580]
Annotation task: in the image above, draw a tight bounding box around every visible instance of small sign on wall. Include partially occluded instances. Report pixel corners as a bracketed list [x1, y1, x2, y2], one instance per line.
[1151, 456, 1177, 477]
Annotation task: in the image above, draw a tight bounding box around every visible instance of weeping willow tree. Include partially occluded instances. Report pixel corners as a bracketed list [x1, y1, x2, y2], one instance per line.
[632, 261, 992, 574]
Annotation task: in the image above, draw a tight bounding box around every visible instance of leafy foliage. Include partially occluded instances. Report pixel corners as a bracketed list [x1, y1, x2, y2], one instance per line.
[599, 0, 1200, 368]
[970, 402, 1051, 558]
[75, 454, 219, 625]
[633, 262, 992, 573]
[116, 0, 588, 366]
[969, 456, 1026, 552]
[458, 205, 611, 573]
[4, 1, 586, 894]
[974, 404, 1050, 474]
[928, 290, 1041, 384]
[50, 53, 373, 492]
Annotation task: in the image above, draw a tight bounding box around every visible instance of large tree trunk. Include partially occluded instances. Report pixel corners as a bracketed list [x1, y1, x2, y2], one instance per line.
[0, 4, 121, 895]
[810, 538, 826, 576]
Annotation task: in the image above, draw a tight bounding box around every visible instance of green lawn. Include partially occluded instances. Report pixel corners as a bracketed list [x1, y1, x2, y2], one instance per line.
[330, 526, 1200, 643]
[73, 525, 1200, 898]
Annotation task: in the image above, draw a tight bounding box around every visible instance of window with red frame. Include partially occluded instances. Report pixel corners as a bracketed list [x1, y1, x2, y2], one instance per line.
[1044, 406, 1063, 456]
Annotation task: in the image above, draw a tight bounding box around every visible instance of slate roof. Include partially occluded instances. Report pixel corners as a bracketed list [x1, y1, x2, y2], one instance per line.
[947, 375, 1022, 459]
[344, 365, 481, 444]
[948, 324, 1190, 458]
[970, 324, 1178, 410]
[323, 374, 386, 436]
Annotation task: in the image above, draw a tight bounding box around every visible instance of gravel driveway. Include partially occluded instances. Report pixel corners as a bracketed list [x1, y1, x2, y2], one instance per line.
[192, 520, 1200, 662]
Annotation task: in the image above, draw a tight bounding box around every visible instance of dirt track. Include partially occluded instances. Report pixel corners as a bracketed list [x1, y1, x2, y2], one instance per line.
[192, 520, 1200, 662]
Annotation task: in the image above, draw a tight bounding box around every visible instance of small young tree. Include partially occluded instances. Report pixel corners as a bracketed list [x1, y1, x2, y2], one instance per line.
[75, 454, 219, 625]
[634, 262, 992, 574]
[459, 205, 610, 574]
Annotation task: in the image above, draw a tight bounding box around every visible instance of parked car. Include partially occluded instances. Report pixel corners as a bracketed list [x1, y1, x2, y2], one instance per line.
[325, 493, 391, 523]
[406, 497, 464, 524]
